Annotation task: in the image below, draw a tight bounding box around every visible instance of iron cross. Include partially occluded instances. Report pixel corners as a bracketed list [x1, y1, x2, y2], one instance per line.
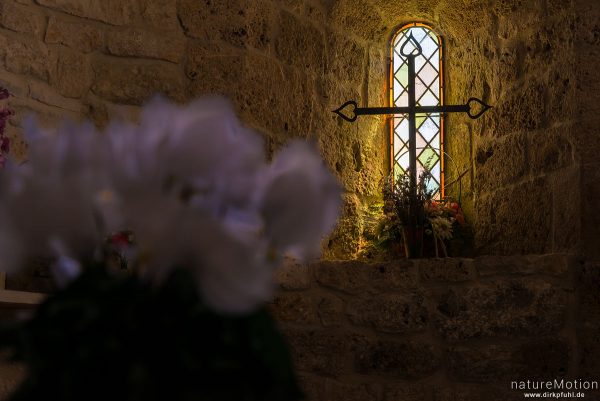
[333, 33, 491, 197]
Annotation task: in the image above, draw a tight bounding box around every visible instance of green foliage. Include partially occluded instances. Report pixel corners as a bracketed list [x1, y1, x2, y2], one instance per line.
[0, 266, 303, 401]
[382, 171, 435, 229]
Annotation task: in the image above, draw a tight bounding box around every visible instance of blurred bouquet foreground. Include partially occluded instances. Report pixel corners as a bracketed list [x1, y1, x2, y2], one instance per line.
[0, 96, 342, 401]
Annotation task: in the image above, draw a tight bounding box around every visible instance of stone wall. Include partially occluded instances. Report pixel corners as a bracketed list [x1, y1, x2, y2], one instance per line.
[0, 0, 592, 257]
[272, 255, 598, 401]
[0, 0, 388, 258]
[575, 0, 600, 260]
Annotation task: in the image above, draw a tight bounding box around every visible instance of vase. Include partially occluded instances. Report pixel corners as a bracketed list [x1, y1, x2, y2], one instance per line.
[402, 225, 423, 258]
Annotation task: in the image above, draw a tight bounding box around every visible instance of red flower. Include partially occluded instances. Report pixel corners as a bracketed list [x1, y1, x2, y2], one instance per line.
[455, 212, 465, 226]
[110, 232, 131, 247]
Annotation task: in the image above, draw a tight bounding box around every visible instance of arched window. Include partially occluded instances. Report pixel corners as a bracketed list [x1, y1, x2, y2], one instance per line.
[390, 23, 443, 197]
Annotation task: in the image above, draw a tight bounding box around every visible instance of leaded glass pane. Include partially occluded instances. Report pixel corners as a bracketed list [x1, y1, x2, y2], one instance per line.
[391, 24, 442, 197]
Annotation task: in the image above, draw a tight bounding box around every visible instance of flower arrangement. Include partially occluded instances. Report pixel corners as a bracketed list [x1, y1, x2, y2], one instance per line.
[372, 170, 467, 258]
[0, 96, 342, 401]
[424, 200, 466, 257]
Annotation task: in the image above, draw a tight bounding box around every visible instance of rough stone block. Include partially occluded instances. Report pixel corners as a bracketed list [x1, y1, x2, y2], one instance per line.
[91, 58, 186, 105]
[316, 74, 360, 115]
[353, 337, 440, 379]
[355, 260, 418, 291]
[278, 0, 304, 14]
[8, 97, 80, 129]
[371, 0, 438, 26]
[0, 34, 7, 67]
[475, 132, 528, 193]
[239, 53, 320, 138]
[475, 178, 552, 255]
[184, 41, 244, 79]
[486, 38, 518, 92]
[269, 293, 316, 325]
[447, 344, 516, 383]
[383, 383, 431, 401]
[82, 95, 109, 128]
[486, 80, 548, 136]
[0, 68, 29, 98]
[52, 48, 92, 99]
[0, 359, 24, 400]
[545, 63, 576, 121]
[476, 254, 573, 278]
[419, 258, 475, 282]
[578, 260, 600, 320]
[432, 384, 522, 401]
[275, 11, 325, 73]
[579, 322, 600, 377]
[326, 33, 366, 86]
[536, 253, 576, 277]
[4, 37, 55, 83]
[298, 374, 380, 401]
[367, 46, 386, 107]
[447, 338, 569, 383]
[433, 279, 568, 341]
[274, 259, 311, 290]
[346, 293, 428, 334]
[185, 41, 244, 101]
[35, 0, 135, 25]
[576, 53, 600, 117]
[0, 2, 45, 37]
[313, 260, 368, 295]
[582, 164, 600, 259]
[316, 293, 345, 328]
[284, 329, 349, 376]
[493, 0, 544, 19]
[106, 28, 185, 63]
[522, 16, 574, 76]
[329, 0, 386, 42]
[313, 256, 417, 294]
[528, 129, 574, 175]
[552, 167, 580, 253]
[139, 0, 179, 31]
[314, 117, 384, 199]
[9, 101, 67, 130]
[29, 80, 82, 113]
[45, 16, 105, 53]
[178, 0, 273, 50]
[574, 118, 600, 166]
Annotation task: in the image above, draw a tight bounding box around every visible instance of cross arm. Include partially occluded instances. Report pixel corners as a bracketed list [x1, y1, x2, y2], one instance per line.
[333, 98, 491, 122]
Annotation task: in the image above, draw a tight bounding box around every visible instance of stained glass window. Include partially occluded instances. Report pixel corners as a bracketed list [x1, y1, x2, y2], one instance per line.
[391, 23, 443, 198]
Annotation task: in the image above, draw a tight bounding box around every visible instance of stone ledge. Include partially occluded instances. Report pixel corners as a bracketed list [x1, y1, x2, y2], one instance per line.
[312, 260, 418, 294]
[419, 258, 476, 282]
[476, 254, 575, 277]
[275, 254, 576, 291]
[274, 258, 311, 290]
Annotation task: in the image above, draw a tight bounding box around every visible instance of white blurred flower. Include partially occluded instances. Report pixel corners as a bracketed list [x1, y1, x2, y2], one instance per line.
[0, 119, 111, 270]
[48, 238, 81, 288]
[260, 142, 341, 260]
[0, 96, 341, 314]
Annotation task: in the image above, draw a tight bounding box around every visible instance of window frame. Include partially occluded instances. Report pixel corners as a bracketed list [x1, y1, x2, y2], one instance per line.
[388, 22, 446, 198]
